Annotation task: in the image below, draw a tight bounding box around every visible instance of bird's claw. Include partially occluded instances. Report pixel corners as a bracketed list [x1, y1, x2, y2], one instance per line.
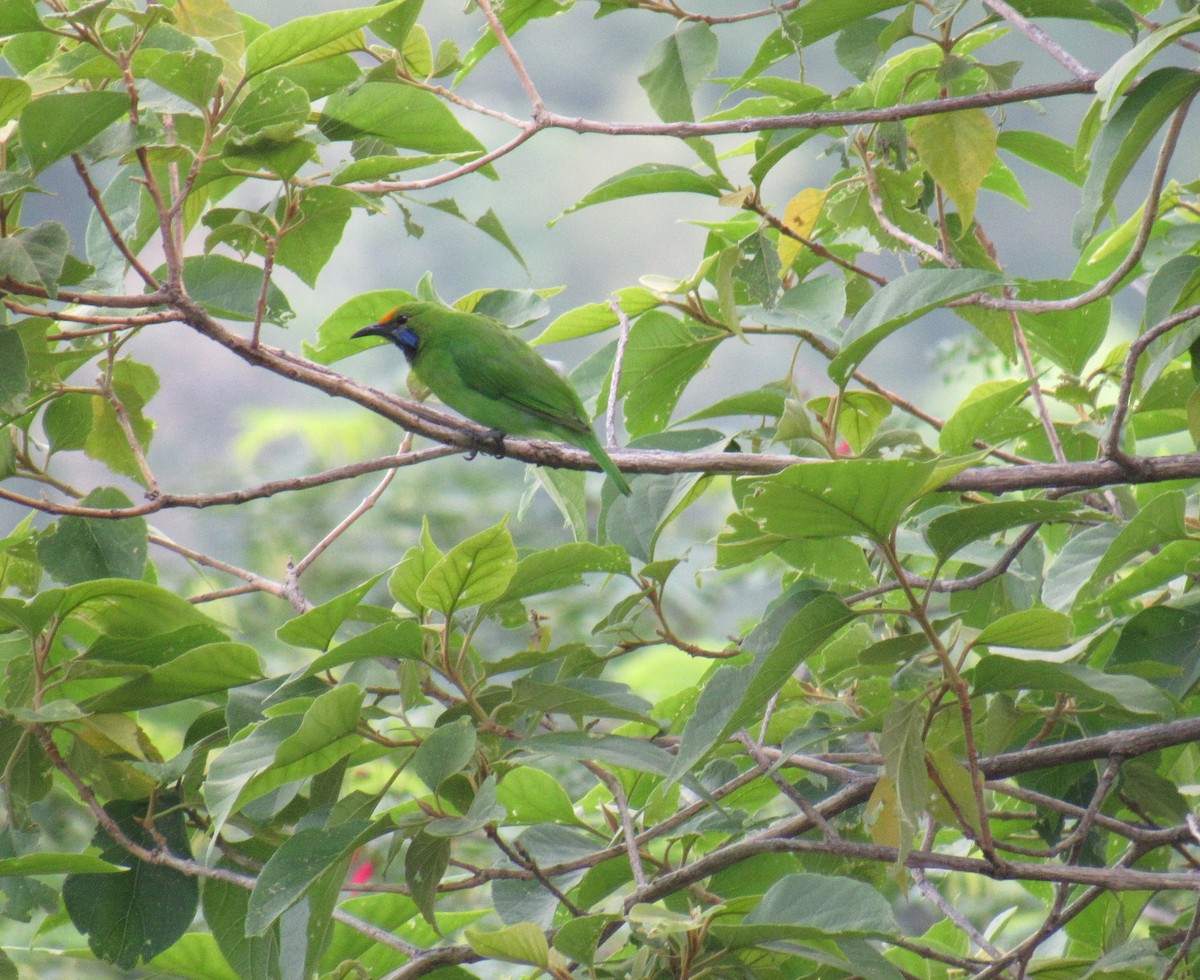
[466, 429, 506, 461]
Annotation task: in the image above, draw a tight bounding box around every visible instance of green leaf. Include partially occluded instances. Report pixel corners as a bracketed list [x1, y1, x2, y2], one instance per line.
[416, 517, 517, 616]
[84, 642, 263, 712]
[808, 390, 891, 454]
[971, 656, 1173, 717]
[465, 921, 550, 969]
[509, 678, 653, 724]
[226, 75, 310, 144]
[518, 732, 673, 776]
[276, 571, 387, 650]
[203, 685, 365, 835]
[43, 392, 93, 453]
[532, 288, 661, 344]
[1100, 492, 1187, 574]
[974, 609, 1072, 650]
[747, 275, 848, 336]
[172, 0, 244, 83]
[457, 0, 566, 80]
[246, 820, 376, 934]
[135, 47, 224, 108]
[678, 385, 787, 425]
[153, 254, 293, 324]
[1093, 13, 1200, 120]
[530, 466, 589, 543]
[710, 873, 898, 948]
[20, 92, 129, 172]
[0, 853, 123, 876]
[926, 499, 1089, 561]
[735, 229, 781, 309]
[551, 164, 724, 225]
[426, 774, 506, 837]
[936, 379, 1032, 455]
[36, 488, 148, 585]
[369, 0, 424, 49]
[638, 22, 718, 123]
[144, 934, 240, 980]
[83, 360, 159, 485]
[0, 0, 43, 36]
[553, 914, 619, 967]
[0, 221, 69, 297]
[410, 718, 476, 794]
[881, 696, 926, 857]
[910, 108, 996, 227]
[405, 831, 450, 929]
[0, 327, 29, 404]
[202, 854, 282, 980]
[63, 795, 198, 970]
[387, 521, 444, 615]
[1042, 523, 1119, 611]
[245, 2, 401, 76]
[0, 78, 31, 128]
[745, 458, 937, 543]
[1015, 280, 1110, 375]
[496, 767, 578, 825]
[830, 269, 1003, 385]
[53, 578, 215, 638]
[1074, 68, 1200, 247]
[668, 585, 853, 785]
[997, 130, 1084, 186]
[620, 311, 722, 437]
[499, 543, 629, 603]
[306, 619, 425, 675]
[1109, 605, 1200, 698]
[1098, 539, 1200, 606]
[319, 81, 487, 158]
[835, 17, 888, 79]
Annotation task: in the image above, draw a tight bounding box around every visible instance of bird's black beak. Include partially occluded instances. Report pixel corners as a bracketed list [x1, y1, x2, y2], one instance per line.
[351, 321, 392, 341]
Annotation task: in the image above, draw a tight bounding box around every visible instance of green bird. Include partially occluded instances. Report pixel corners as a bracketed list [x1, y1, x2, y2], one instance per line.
[352, 302, 632, 496]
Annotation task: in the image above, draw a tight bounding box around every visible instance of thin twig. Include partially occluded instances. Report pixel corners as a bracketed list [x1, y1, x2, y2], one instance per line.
[294, 435, 412, 577]
[861, 144, 955, 266]
[983, 0, 1093, 78]
[70, 155, 160, 289]
[584, 761, 649, 889]
[149, 533, 303, 608]
[1164, 900, 1200, 979]
[1047, 755, 1123, 857]
[912, 822, 1009, 964]
[971, 91, 1195, 314]
[738, 732, 840, 843]
[96, 368, 159, 495]
[605, 297, 634, 448]
[1107, 300, 1200, 461]
[850, 523, 1044, 603]
[474, 0, 545, 115]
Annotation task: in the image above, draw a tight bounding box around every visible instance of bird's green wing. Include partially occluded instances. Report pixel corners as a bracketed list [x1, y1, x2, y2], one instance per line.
[433, 314, 592, 437]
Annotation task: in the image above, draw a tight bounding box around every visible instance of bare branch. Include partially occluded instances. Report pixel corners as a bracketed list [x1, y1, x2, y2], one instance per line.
[475, 0, 544, 115]
[983, 0, 1093, 78]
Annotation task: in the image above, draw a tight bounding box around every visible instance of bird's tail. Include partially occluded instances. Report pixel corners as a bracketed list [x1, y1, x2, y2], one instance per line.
[580, 432, 632, 496]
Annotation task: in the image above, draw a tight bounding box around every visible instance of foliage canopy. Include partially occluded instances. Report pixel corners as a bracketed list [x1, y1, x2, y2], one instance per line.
[3, 0, 1200, 977]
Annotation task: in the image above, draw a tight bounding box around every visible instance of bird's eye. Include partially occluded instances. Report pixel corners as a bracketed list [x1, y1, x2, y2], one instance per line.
[395, 314, 409, 326]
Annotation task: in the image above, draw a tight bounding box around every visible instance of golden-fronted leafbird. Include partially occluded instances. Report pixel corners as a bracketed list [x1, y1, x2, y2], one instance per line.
[352, 302, 632, 496]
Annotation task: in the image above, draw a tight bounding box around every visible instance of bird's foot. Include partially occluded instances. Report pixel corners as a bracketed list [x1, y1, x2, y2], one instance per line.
[465, 428, 507, 460]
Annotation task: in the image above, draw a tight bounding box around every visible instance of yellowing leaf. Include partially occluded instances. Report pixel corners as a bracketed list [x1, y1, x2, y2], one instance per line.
[866, 773, 900, 848]
[777, 187, 827, 269]
[910, 108, 996, 228]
